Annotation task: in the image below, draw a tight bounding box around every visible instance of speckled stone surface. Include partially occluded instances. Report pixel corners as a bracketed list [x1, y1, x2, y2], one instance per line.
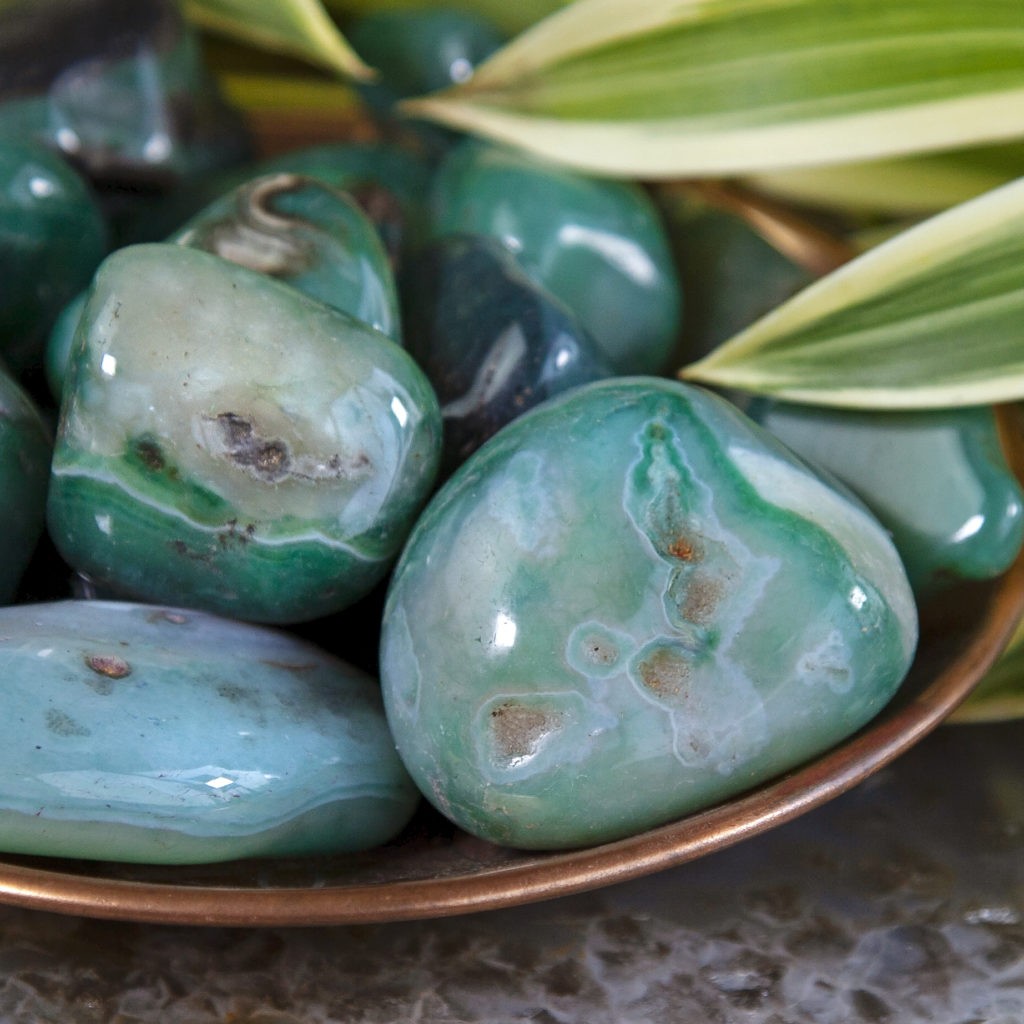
[48, 243, 441, 622]
[382, 378, 917, 848]
[0, 721, 1017, 1022]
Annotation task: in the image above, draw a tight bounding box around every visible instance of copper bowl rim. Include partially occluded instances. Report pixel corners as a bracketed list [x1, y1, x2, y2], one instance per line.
[0, 407, 1020, 927]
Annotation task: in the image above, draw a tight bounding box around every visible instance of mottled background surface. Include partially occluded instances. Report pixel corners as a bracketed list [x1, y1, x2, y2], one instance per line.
[0, 721, 1019, 1023]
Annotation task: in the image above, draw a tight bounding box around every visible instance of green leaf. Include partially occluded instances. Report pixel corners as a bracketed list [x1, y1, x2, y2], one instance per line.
[401, 0, 1024, 178]
[183, 0, 372, 79]
[322, 0, 568, 37]
[747, 143, 1024, 216]
[679, 175, 1024, 409]
[951, 617, 1024, 723]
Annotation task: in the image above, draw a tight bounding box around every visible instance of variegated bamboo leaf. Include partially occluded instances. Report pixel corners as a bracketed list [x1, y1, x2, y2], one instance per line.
[680, 176, 1024, 409]
[402, 0, 1024, 178]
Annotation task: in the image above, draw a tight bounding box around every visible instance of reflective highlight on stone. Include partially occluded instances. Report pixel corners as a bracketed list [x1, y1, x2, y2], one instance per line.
[403, 234, 612, 471]
[745, 400, 1024, 597]
[0, 369, 52, 601]
[48, 243, 441, 623]
[0, 137, 107, 371]
[171, 173, 401, 340]
[0, 600, 419, 863]
[381, 379, 917, 850]
[429, 141, 682, 374]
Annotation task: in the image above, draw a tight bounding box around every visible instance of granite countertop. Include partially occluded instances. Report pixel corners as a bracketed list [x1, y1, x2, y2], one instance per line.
[0, 720, 1019, 1023]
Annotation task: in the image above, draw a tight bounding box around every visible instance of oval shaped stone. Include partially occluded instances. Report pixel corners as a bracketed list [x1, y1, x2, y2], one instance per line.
[0, 600, 419, 864]
[380, 379, 918, 850]
[744, 400, 1024, 598]
[48, 243, 442, 623]
[0, 137, 107, 371]
[429, 140, 682, 374]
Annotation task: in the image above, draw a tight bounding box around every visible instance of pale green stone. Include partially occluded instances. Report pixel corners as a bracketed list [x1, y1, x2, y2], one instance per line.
[0, 600, 419, 864]
[47, 243, 442, 623]
[380, 379, 917, 850]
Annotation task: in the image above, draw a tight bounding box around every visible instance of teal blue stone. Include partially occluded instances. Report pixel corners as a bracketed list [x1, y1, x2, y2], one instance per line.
[0, 600, 419, 864]
[429, 140, 682, 374]
[0, 137, 107, 371]
[744, 400, 1024, 597]
[380, 378, 918, 850]
[0, 368, 52, 601]
[48, 243, 442, 623]
[170, 173, 402, 341]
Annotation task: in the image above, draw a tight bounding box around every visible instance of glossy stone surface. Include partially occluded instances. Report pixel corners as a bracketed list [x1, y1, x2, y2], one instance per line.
[171, 173, 401, 341]
[141, 142, 433, 261]
[0, 600, 419, 863]
[0, 369, 52, 601]
[48, 243, 441, 623]
[429, 140, 682, 374]
[350, 9, 504, 100]
[0, 137, 107, 371]
[403, 234, 612, 471]
[0, 0, 249, 189]
[381, 378, 918, 850]
[745, 400, 1024, 597]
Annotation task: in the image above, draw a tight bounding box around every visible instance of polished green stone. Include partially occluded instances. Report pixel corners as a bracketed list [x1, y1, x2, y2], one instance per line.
[745, 400, 1024, 597]
[135, 142, 433, 256]
[47, 172, 403, 400]
[429, 140, 682, 374]
[381, 378, 917, 850]
[0, 599, 419, 863]
[170, 173, 402, 340]
[0, 137, 107, 371]
[0, 369, 52, 601]
[48, 243, 441, 623]
[350, 8, 504, 99]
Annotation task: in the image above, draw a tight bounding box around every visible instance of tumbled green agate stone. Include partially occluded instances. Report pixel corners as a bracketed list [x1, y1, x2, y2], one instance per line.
[0, 369, 52, 601]
[0, 600, 419, 863]
[429, 141, 682, 374]
[48, 243, 441, 623]
[170, 173, 401, 341]
[745, 401, 1024, 597]
[381, 379, 918, 850]
[0, 137, 107, 371]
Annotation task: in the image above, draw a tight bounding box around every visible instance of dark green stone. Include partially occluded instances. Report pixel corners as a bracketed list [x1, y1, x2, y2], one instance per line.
[403, 233, 611, 472]
[0, 368, 52, 601]
[0, 137, 107, 371]
[429, 140, 682, 374]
